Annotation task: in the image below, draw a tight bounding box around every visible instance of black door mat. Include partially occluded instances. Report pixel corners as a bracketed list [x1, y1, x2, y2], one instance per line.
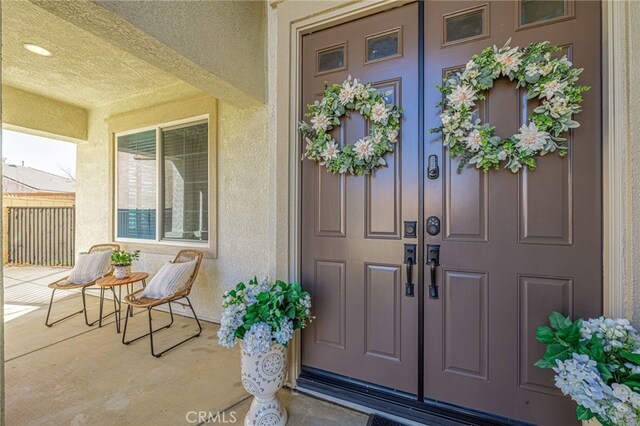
[367, 414, 407, 426]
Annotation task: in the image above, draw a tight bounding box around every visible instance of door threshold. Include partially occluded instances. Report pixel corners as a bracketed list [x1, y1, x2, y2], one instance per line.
[297, 367, 532, 426]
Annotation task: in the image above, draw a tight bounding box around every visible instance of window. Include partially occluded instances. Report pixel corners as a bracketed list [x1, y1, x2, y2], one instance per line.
[443, 4, 489, 47]
[520, 0, 568, 26]
[116, 119, 209, 245]
[316, 44, 347, 75]
[366, 28, 402, 64]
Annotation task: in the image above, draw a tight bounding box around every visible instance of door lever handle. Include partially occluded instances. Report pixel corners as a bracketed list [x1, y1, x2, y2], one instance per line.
[428, 260, 438, 299]
[404, 244, 416, 297]
[426, 244, 440, 299]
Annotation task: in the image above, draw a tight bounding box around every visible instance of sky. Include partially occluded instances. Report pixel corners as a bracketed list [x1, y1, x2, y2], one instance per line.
[2, 130, 77, 178]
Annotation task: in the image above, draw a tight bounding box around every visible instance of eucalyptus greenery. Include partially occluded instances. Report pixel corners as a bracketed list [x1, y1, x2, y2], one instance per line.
[110, 249, 140, 266]
[217, 278, 313, 355]
[298, 76, 402, 175]
[536, 311, 640, 425]
[430, 39, 589, 173]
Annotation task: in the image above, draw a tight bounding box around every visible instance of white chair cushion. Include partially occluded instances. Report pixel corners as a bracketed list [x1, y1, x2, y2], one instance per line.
[141, 260, 197, 299]
[68, 250, 112, 284]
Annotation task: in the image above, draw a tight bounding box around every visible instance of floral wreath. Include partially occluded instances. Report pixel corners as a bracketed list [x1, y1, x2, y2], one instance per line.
[431, 39, 589, 173]
[298, 76, 402, 175]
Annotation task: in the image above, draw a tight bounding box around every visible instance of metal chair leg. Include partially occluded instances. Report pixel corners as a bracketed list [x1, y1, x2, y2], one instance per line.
[121, 298, 201, 358]
[121, 304, 174, 347]
[45, 288, 85, 327]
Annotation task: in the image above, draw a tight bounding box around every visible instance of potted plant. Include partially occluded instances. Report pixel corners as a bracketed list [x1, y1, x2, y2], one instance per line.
[217, 277, 313, 426]
[536, 312, 640, 425]
[110, 249, 140, 279]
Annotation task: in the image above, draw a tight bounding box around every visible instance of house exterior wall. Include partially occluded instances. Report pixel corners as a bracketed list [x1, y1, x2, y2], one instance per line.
[95, 0, 267, 103]
[1, 85, 88, 143]
[627, 2, 640, 324]
[75, 91, 269, 321]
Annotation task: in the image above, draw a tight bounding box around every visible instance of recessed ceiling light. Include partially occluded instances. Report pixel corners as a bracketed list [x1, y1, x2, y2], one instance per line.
[23, 43, 52, 57]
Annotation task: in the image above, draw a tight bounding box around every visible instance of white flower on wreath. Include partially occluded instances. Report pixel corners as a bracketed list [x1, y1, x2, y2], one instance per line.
[440, 113, 453, 127]
[540, 63, 554, 76]
[354, 137, 375, 161]
[525, 63, 540, 78]
[544, 97, 571, 118]
[495, 47, 522, 76]
[371, 103, 389, 123]
[541, 80, 567, 99]
[514, 122, 549, 153]
[463, 129, 483, 152]
[497, 150, 508, 161]
[447, 84, 477, 110]
[354, 84, 369, 99]
[338, 77, 357, 105]
[465, 60, 476, 71]
[371, 130, 384, 145]
[387, 128, 399, 143]
[311, 112, 330, 131]
[321, 141, 340, 162]
[465, 69, 480, 81]
[304, 137, 315, 155]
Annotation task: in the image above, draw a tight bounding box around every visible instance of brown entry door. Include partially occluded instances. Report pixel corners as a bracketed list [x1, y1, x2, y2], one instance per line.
[301, 4, 420, 394]
[424, 2, 601, 425]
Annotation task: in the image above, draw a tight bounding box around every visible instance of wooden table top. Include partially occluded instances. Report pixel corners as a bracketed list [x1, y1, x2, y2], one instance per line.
[96, 272, 149, 287]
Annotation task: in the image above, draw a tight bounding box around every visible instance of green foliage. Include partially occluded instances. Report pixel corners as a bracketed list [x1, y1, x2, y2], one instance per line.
[223, 277, 313, 344]
[111, 249, 140, 266]
[536, 312, 640, 425]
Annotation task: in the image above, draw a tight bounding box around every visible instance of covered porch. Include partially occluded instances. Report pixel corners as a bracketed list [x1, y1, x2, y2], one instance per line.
[3, 266, 368, 425]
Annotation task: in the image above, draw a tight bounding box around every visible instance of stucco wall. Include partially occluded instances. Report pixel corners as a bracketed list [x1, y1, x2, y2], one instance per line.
[94, 0, 267, 103]
[2, 85, 88, 142]
[76, 92, 269, 321]
[627, 2, 640, 324]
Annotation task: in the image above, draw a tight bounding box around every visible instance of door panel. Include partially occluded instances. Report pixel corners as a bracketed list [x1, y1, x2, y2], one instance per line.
[301, 3, 420, 394]
[424, 1, 601, 425]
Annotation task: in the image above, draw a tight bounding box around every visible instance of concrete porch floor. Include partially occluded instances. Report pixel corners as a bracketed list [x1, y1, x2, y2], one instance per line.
[4, 266, 370, 425]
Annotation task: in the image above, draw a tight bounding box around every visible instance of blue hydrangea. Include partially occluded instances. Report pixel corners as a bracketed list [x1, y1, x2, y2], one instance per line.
[581, 317, 640, 352]
[553, 354, 613, 417]
[217, 303, 245, 348]
[273, 318, 294, 345]
[243, 322, 273, 355]
[244, 278, 272, 306]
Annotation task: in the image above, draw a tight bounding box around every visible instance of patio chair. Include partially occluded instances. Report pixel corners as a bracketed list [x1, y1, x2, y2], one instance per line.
[121, 249, 203, 357]
[45, 243, 120, 327]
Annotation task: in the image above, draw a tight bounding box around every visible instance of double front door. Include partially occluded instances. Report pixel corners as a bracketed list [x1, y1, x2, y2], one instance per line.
[300, 2, 601, 425]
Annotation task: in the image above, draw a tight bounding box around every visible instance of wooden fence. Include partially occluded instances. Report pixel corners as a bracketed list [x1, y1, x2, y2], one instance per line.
[8, 206, 75, 266]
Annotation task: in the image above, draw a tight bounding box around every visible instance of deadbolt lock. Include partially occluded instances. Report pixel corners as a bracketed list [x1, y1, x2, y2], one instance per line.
[426, 216, 440, 236]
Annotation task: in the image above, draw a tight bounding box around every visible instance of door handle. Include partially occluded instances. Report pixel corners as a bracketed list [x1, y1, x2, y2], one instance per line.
[427, 244, 440, 299]
[404, 244, 416, 297]
[427, 260, 438, 299]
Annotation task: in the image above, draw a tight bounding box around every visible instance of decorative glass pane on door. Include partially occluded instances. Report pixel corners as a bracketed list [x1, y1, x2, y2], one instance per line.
[366, 29, 401, 63]
[317, 44, 346, 74]
[161, 121, 208, 242]
[521, 0, 567, 26]
[116, 130, 157, 240]
[444, 6, 487, 46]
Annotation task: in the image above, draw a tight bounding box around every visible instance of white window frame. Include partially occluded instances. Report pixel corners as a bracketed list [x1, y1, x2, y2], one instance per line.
[113, 114, 211, 249]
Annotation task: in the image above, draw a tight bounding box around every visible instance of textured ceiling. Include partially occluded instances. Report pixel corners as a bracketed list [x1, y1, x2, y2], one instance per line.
[1, 0, 199, 109]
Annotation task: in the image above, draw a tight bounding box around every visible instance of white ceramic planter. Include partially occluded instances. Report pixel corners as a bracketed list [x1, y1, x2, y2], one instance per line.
[240, 343, 287, 426]
[113, 265, 131, 279]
